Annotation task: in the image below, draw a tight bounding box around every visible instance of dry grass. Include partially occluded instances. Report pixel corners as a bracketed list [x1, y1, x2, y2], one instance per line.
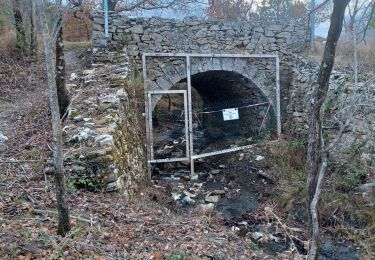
[265, 136, 374, 258]
[307, 37, 375, 73]
[0, 26, 17, 51]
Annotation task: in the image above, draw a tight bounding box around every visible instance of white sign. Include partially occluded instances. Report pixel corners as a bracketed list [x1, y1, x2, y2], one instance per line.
[223, 108, 239, 121]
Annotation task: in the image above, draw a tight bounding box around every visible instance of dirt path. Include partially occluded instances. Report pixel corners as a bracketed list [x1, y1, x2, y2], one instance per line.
[0, 46, 88, 157]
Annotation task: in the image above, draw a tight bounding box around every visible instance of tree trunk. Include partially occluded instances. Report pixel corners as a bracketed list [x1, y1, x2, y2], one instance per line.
[55, 22, 70, 118]
[13, 0, 27, 52]
[306, 0, 350, 259]
[30, 0, 37, 56]
[108, 0, 118, 11]
[36, 0, 71, 237]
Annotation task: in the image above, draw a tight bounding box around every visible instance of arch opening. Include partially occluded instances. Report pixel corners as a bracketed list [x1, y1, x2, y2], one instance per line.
[151, 70, 277, 159]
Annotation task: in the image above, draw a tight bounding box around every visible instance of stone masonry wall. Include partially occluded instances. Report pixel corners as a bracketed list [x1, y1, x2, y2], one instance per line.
[92, 14, 308, 63]
[288, 57, 375, 168]
[45, 49, 146, 196]
[91, 13, 309, 132]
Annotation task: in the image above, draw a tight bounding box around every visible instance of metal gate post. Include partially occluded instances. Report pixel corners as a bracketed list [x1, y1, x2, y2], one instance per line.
[275, 55, 281, 137]
[186, 55, 195, 175]
[142, 55, 152, 180]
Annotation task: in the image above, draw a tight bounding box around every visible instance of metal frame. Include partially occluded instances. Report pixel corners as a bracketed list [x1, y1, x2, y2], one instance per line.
[143, 53, 281, 178]
[103, 0, 109, 38]
[147, 90, 189, 164]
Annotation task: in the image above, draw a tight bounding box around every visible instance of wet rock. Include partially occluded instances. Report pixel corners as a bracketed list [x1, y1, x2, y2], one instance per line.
[205, 195, 220, 203]
[210, 169, 220, 175]
[197, 172, 209, 180]
[181, 196, 195, 205]
[216, 192, 259, 221]
[183, 191, 197, 198]
[319, 239, 359, 260]
[190, 174, 199, 182]
[259, 237, 289, 255]
[210, 189, 226, 196]
[181, 175, 191, 181]
[171, 192, 181, 201]
[204, 181, 224, 191]
[198, 203, 214, 212]
[0, 133, 8, 143]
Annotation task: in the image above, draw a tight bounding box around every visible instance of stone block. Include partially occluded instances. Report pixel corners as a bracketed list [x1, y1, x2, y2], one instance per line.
[129, 25, 144, 34]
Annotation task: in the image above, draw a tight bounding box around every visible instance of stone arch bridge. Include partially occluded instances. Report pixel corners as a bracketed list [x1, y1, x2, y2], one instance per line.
[92, 14, 310, 135]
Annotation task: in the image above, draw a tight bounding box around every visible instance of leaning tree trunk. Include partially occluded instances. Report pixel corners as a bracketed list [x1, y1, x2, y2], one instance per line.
[36, 0, 71, 237]
[30, 0, 37, 56]
[55, 22, 70, 118]
[13, 0, 27, 52]
[306, 0, 350, 259]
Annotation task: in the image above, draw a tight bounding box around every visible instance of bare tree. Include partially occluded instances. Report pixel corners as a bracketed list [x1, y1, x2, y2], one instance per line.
[55, 19, 70, 119]
[36, 0, 71, 236]
[206, 0, 256, 22]
[259, 0, 306, 20]
[345, 0, 375, 41]
[30, 0, 37, 56]
[13, 0, 27, 52]
[306, 0, 350, 259]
